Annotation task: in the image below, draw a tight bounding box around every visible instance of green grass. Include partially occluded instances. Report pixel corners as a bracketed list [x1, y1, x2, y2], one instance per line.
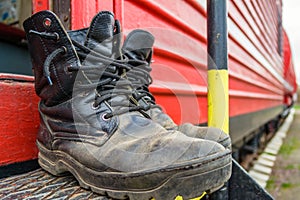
[281, 182, 293, 189]
[285, 164, 296, 170]
[267, 176, 298, 190]
[266, 178, 276, 190]
[294, 104, 300, 110]
[279, 137, 300, 156]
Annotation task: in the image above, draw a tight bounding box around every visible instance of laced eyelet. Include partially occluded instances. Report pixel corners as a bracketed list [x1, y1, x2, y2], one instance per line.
[61, 46, 67, 54]
[91, 102, 100, 110]
[64, 64, 73, 75]
[43, 18, 52, 28]
[54, 32, 60, 41]
[101, 113, 111, 121]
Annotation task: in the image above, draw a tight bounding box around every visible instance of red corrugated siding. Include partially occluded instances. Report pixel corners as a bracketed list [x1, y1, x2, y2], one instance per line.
[228, 0, 284, 116]
[70, 0, 124, 29]
[122, 0, 207, 124]
[283, 30, 297, 95]
[229, 1, 281, 79]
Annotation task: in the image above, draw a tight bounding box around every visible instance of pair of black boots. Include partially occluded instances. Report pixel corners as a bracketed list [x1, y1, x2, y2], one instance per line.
[23, 10, 231, 200]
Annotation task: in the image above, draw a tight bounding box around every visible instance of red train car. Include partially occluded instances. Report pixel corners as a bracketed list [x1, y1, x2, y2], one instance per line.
[283, 30, 297, 106]
[0, 0, 297, 180]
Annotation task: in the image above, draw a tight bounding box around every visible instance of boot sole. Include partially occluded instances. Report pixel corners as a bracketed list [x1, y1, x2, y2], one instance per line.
[37, 141, 232, 200]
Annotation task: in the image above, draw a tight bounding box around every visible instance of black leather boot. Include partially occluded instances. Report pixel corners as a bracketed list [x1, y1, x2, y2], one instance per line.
[24, 11, 231, 200]
[122, 29, 231, 149]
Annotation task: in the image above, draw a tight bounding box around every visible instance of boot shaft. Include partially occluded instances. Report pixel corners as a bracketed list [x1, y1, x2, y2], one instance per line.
[23, 11, 80, 106]
[23, 10, 121, 105]
[23, 11, 124, 147]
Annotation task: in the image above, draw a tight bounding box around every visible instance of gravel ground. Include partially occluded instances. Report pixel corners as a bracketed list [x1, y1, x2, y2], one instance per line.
[266, 108, 300, 199]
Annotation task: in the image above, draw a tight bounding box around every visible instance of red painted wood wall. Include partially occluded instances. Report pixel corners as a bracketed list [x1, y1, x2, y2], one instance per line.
[0, 74, 40, 166]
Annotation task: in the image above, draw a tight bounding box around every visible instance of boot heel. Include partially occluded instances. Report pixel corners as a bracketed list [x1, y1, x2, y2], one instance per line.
[37, 140, 68, 176]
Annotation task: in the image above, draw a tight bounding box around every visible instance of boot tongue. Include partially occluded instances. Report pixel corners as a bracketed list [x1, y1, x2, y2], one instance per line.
[85, 11, 115, 57]
[122, 30, 154, 63]
[83, 11, 131, 113]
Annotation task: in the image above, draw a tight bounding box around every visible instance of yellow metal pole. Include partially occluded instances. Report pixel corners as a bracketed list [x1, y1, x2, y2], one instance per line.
[207, 0, 229, 134]
[208, 70, 229, 134]
[207, 0, 229, 199]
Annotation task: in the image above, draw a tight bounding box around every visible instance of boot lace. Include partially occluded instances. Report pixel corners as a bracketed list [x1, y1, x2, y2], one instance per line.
[127, 59, 161, 110]
[71, 41, 149, 119]
[29, 30, 65, 85]
[29, 27, 149, 119]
